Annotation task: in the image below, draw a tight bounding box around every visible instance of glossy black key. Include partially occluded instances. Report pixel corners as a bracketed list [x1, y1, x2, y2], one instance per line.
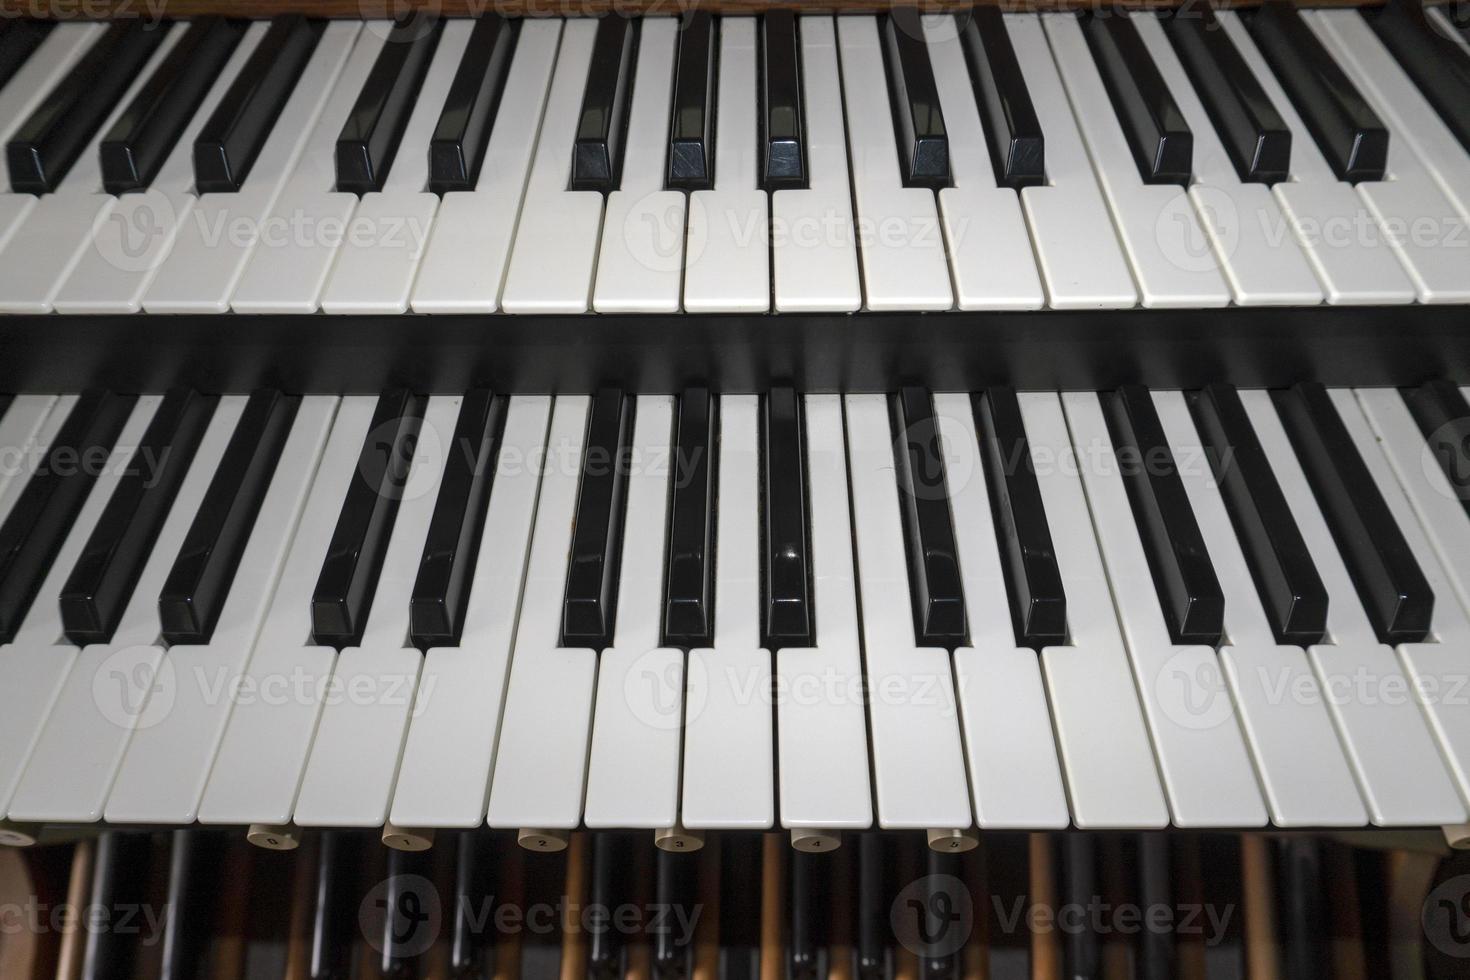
[193, 15, 322, 193]
[762, 386, 813, 650]
[562, 388, 633, 649]
[959, 7, 1044, 189]
[61, 389, 217, 646]
[312, 390, 425, 648]
[892, 388, 967, 647]
[101, 18, 245, 195]
[760, 11, 806, 191]
[1272, 381, 1433, 644]
[572, 16, 637, 193]
[1164, 7, 1291, 184]
[883, 7, 949, 188]
[7, 21, 167, 194]
[159, 389, 298, 646]
[1081, 13, 1192, 186]
[1404, 379, 1470, 519]
[1246, 1, 1388, 183]
[654, 848, 695, 980]
[337, 19, 443, 194]
[663, 388, 716, 648]
[1369, 0, 1470, 159]
[0, 20, 54, 96]
[311, 831, 360, 980]
[667, 11, 716, 190]
[973, 389, 1066, 649]
[589, 832, 627, 980]
[428, 15, 517, 194]
[0, 391, 134, 643]
[1103, 385, 1224, 646]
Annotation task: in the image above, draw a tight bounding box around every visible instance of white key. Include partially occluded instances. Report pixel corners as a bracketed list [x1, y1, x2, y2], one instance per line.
[923, 19, 1044, 311]
[777, 395, 872, 830]
[143, 23, 362, 313]
[412, 21, 560, 313]
[487, 396, 594, 828]
[844, 394, 970, 828]
[500, 21, 602, 314]
[0, 396, 59, 503]
[390, 396, 551, 828]
[1062, 392, 1265, 827]
[771, 17, 861, 313]
[933, 393, 1068, 829]
[683, 19, 770, 314]
[1022, 392, 1169, 828]
[1242, 388, 1465, 825]
[103, 397, 337, 824]
[1154, 390, 1366, 827]
[682, 396, 774, 829]
[1007, 15, 1137, 309]
[196, 397, 376, 825]
[585, 396, 682, 827]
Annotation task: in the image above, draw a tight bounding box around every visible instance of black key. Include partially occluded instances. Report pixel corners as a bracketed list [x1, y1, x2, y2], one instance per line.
[959, 7, 1044, 189]
[855, 834, 889, 980]
[410, 389, 505, 649]
[1103, 385, 1224, 646]
[159, 389, 298, 646]
[0, 391, 134, 643]
[663, 388, 716, 648]
[1272, 381, 1433, 644]
[667, 11, 716, 190]
[160, 831, 224, 980]
[1060, 834, 1100, 980]
[762, 386, 813, 650]
[312, 390, 425, 648]
[1245, 1, 1388, 183]
[1369, 0, 1470, 159]
[883, 7, 949, 189]
[973, 389, 1066, 649]
[1189, 384, 1327, 647]
[310, 831, 360, 980]
[571, 17, 637, 193]
[336, 19, 443, 194]
[428, 15, 517, 194]
[562, 388, 633, 649]
[7, 21, 167, 194]
[194, 15, 323, 194]
[61, 389, 218, 646]
[1081, 13, 1192, 186]
[0, 20, 54, 96]
[101, 18, 245, 195]
[1403, 379, 1470, 519]
[760, 11, 806, 191]
[588, 832, 626, 980]
[1136, 834, 1172, 980]
[80, 832, 153, 980]
[654, 849, 694, 980]
[892, 388, 967, 647]
[452, 831, 496, 979]
[1164, 7, 1291, 184]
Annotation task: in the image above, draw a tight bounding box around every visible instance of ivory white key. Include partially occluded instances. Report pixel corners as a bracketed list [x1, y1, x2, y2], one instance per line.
[1022, 391, 1169, 828]
[102, 398, 337, 824]
[681, 396, 775, 829]
[143, 22, 361, 313]
[1155, 390, 1367, 827]
[8, 396, 245, 823]
[1242, 388, 1465, 825]
[389, 397, 551, 828]
[843, 394, 971, 828]
[0, 397, 59, 503]
[411, 21, 560, 313]
[770, 17, 861, 313]
[195, 397, 376, 825]
[682, 20, 770, 314]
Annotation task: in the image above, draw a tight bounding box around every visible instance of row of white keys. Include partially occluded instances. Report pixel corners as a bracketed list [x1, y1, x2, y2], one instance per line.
[1022, 392, 1169, 827]
[681, 396, 774, 828]
[1062, 392, 1265, 826]
[776, 394, 872, 830]
[103, 397, 338, 824]
[8, 395, 246, 823]
[1215, 12, 1416, 305]
[1008, 15, 1137, 309]
[682, 20, 770, 313]
[1154, 390, 1366, 827]
[770, 17, 861, 313]
[143, 22, 362, 313]
[843, 394, 970, 828]
[1241, 388, 1465, 825]
[389, 397, 551, 828]
[1129, 15, 1323, 306]
[195, 397, 377, 825]
[411, 21, 560, 313]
